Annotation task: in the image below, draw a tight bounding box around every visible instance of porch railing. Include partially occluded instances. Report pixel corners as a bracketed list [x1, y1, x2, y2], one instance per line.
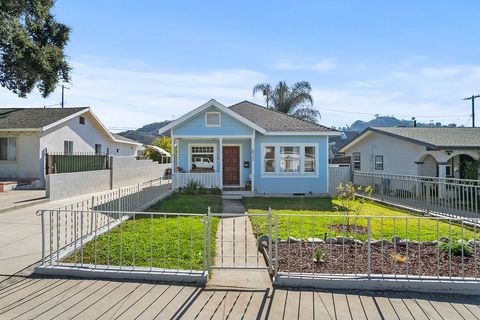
[353, 171, 480, 218]
[173, 172, 222, 189]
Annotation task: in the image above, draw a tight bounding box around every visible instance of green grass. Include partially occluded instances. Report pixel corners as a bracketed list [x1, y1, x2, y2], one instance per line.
[64, 194, 221, 270]
[147, 194, 223, 214]
[245, 197, 477, 242]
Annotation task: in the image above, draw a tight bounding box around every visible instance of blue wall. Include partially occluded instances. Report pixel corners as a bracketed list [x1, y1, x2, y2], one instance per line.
[254, 135, 329, 194]
[174, 106, 253, 136]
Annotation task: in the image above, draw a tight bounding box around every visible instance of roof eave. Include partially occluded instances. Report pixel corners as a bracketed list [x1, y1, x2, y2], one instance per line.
[0, 128, 41, 132]
[265, 131, 341, 136]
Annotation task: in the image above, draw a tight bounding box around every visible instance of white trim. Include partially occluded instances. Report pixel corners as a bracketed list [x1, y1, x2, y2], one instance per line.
[251, 130, 255, 191]
[158, 99, 267, 134]
[205, 111, 221, 127]
[265, 131, 340, 136]
[188, 143, 217, 172]
[260, 143, 320, 178]
[222, 143, 243, 187]
[326, 136, 329, 190]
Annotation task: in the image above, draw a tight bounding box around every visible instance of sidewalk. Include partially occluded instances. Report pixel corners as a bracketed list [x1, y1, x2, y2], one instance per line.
[0, 190, 48, 213]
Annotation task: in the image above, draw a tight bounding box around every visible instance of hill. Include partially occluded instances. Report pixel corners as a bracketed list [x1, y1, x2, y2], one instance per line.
[117, 120, 171, 145]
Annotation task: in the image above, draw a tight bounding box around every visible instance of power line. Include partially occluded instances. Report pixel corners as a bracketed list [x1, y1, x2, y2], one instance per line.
[319, 107, 469, 119]
[462, 94, 480, 128]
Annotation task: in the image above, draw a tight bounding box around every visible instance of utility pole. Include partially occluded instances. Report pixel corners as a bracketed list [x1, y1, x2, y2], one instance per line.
[61, 85, 70, 108]
[462, 94, 480, 128]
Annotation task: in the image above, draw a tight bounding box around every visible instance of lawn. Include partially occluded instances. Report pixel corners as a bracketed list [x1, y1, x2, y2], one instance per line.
[64, 194, 221, 270]
[245, 197, 477, 242]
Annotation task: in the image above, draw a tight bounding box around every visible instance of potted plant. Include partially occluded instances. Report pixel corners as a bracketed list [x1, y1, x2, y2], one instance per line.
[244, 178, 252, 191]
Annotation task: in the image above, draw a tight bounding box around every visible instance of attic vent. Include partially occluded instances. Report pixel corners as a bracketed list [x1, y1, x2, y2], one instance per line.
[205, 112, 221, 126]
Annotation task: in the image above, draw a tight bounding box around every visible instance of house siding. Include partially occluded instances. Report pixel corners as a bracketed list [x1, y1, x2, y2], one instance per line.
[174, 106, 253, 136]
[254, 135, 329, 194]
[0, 132, 40, 180]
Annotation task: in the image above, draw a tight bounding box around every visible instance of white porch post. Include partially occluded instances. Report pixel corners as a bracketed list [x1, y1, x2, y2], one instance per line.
[414, 161, 423, 198]
[438, 162, 447, 199]
[171, 132, 175, 190]
[219, 138, 223, 189]
[251, 131, 255, 192]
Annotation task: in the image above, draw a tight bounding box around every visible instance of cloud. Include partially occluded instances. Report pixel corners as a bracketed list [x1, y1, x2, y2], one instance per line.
[0, 59, 266, 129]
[273, 60, 336, 71]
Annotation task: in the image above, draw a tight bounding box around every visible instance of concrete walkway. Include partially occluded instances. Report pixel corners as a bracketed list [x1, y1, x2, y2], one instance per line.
[209, 199, 272, 290]
[0, 190, 48, 213]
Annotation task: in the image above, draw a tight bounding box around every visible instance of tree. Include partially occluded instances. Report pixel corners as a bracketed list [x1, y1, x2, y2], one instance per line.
[145, 137, 172, 163]
[0, 0, 70, 98]
[252, 81, 320, 123]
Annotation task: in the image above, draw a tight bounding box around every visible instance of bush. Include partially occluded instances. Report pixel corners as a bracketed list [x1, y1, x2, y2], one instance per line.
[439, 241, 473, 257]
[183, 180, 204, 195]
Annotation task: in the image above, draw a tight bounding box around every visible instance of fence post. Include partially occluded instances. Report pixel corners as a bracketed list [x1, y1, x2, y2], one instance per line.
[367, 217, 371, 277]
[117, 188, 121, 211]
[137, 183, 140, 211]
[380, 177, 384, 201]
[268, 207, 273, 275]
[40, 211, 45, 265]
[207, 206, 212, 274]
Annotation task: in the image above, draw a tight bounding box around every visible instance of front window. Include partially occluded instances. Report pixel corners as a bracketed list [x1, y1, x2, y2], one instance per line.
[64, 140, 73, 154]
[280, 147, 300, 173]
[0, 137, 16, 161]
[263, 146, 275, 173]
[353, 152, 361, 170]
[191, 145, 215, 171]
[262, 144, 317, 176]
[375, 155, 384, 170]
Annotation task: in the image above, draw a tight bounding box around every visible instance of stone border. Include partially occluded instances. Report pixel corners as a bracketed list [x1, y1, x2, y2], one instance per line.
[274, 273, 480, 296]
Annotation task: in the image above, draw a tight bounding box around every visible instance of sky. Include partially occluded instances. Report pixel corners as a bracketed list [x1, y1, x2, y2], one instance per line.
[1, 1, 479, 131]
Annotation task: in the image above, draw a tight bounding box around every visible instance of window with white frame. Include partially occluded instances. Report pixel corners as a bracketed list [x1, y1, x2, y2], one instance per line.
[375, 155, 384, 170]
[0, 137, 16, 161]
[280, 146, 300, 173]
[353, 152, 361, 170]
[205, 112, 221, 126]
[190, 145, 215, 171]
[262, 144, 317, 176]
[263, 146, 275, 173]
[64, 140, 73, 154]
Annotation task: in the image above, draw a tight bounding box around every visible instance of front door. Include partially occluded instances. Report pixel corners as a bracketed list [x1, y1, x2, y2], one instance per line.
[223, 146, 240, 186]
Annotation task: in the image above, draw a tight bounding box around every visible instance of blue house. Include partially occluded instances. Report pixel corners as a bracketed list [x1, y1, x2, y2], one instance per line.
[159, 99, 339, 195]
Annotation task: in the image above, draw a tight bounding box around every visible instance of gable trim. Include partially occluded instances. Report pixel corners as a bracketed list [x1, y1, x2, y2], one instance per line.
[159, 99, 267, 134]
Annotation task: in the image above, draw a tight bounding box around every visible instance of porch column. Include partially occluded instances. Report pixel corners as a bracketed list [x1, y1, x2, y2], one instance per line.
[171, 135, 175, 191]
[219, 138, 223, 189]
[251, 135, 255, 192]
[414, 161, 423, 198]
[438, 162, 447, 199]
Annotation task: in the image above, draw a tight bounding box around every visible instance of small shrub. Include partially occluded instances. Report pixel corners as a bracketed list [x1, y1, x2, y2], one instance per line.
[439, 241, 473, 257]
[313, 248, 325, 263]
[391, 254, 407, 264]
[183, 180, 204, 195]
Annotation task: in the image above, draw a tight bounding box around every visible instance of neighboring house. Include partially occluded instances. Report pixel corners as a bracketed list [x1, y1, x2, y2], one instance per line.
[0, 107, 142, 187]
[340, 127, 480, 179]
[159, 99, 339, 195]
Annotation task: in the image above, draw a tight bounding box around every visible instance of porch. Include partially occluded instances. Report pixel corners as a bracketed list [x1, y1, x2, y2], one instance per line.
[171, 136, 254, 191]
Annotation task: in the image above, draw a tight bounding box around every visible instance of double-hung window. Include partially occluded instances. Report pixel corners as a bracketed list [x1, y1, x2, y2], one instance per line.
[375, 155, 384, 170]
[353, 152, 361, 170]
[0, 137, 16, 161]
[64, 140, 73, 154]
[262, 144, 316, 176]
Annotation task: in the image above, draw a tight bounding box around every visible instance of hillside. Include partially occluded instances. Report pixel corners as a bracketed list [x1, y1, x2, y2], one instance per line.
[117, 120, 171, 145]
[345, 116, 460, 132]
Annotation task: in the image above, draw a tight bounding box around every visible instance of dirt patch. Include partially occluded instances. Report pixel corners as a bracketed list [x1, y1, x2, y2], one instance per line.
[275, 242, 480, 278]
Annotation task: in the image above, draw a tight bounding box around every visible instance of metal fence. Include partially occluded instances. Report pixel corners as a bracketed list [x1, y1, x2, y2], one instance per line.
[273, 214, 480, 282]
[37, 178, 172, 267]
[354, 171, 480, 219]
[45, 152, 109, 174]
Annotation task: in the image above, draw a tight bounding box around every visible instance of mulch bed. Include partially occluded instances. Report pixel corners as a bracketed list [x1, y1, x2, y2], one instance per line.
[329, 224, 368, 234]
[274, 242, 480, 278]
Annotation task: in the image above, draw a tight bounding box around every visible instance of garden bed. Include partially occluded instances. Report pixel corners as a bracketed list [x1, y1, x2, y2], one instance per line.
[274, 241, 480, 278]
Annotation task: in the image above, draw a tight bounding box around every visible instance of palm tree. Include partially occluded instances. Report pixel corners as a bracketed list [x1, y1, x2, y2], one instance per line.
[252, 81, 320, 123]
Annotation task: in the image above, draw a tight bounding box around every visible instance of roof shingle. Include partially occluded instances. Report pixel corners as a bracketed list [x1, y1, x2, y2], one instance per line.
[229, 101, 335, 133]
[0, 107, 87, 129]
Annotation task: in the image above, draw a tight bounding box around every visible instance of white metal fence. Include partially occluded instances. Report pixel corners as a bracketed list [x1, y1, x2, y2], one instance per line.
[354, 171, 480, 219]
[173, 172, 222, 189]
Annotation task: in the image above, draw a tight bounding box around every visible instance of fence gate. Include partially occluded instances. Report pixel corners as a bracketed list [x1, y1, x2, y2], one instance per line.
[206, 210, 273, 274]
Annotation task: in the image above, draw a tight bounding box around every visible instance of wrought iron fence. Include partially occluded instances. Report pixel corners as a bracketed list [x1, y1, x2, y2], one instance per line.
[353, 171, 480, 219]
[45, 152, 109, 174]
[273, 213, 480, 282]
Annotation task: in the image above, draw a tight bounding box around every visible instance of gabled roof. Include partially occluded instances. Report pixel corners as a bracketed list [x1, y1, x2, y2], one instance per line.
[111, 133, 142, 145]
[341, 127, 480, 152]
[229, 101, 337, 134]
[159, 99, 339, 136]
[0, 107, 88, 130]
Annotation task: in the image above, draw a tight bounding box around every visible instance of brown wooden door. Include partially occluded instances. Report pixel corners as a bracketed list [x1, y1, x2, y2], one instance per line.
[223, 146, 240, 186]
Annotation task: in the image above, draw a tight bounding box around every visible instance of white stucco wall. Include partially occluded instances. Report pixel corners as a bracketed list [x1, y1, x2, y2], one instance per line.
[0, 132, 41, 180]
[111, 157, 171, 189]
[46, 170, 111, 200]
[343, 132, 427, 176]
